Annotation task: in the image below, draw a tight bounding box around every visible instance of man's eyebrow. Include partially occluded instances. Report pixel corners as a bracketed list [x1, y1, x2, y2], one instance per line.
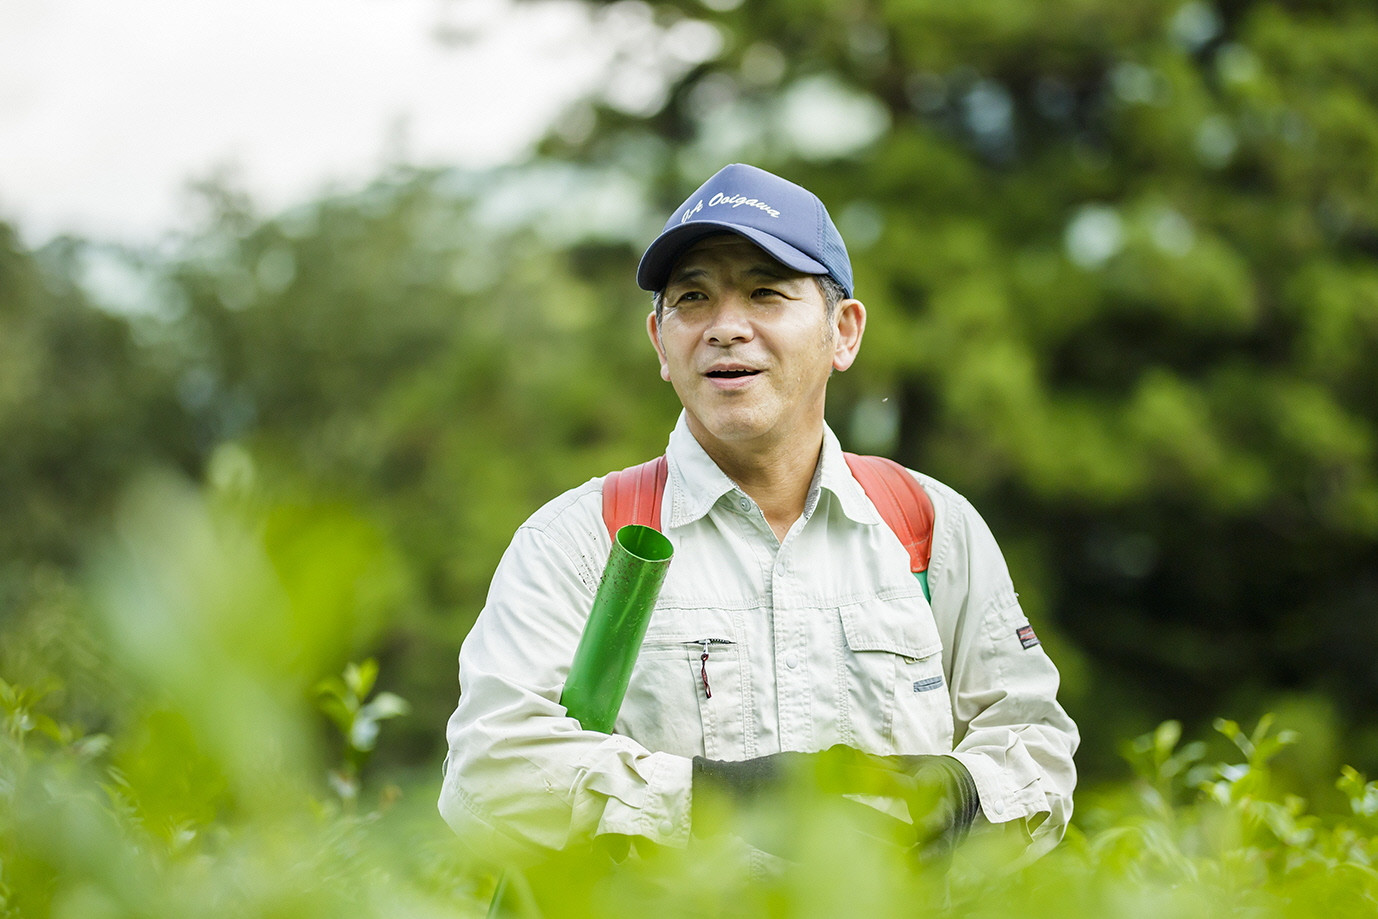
[667, 264, 799, 286]
[667, 267, 708, 287]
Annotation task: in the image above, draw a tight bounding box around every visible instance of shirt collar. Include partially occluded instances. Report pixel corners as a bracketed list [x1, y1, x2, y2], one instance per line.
[816, 425, 885, 527]
[663, 411, 883, 530]
[664, 413, 737, 528]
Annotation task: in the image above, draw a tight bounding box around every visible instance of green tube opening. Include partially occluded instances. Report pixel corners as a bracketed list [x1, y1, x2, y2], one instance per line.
[617, 523, 673, 563]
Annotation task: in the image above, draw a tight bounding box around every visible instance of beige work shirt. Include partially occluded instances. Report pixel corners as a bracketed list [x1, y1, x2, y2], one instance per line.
[440, 414, 1078, 859]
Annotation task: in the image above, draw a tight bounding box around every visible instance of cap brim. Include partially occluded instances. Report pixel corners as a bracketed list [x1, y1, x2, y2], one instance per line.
[636, 221, 829, 292]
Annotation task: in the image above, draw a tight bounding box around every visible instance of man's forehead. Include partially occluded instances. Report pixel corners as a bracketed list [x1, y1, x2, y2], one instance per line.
[668, 234, 807, 282]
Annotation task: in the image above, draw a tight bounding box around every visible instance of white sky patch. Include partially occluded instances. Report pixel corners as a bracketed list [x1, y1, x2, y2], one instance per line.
[1065, 203, 1125, 269]
[0, 0, 611, 245]
[778, 75, 890, 161]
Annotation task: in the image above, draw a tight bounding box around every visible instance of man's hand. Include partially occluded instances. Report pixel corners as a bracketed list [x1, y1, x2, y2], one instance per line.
[873, 751, 981, 863]
[690, 745, 980, 864]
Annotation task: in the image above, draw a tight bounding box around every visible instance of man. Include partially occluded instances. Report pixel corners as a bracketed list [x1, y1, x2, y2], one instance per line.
[439, 163, 1078, 865]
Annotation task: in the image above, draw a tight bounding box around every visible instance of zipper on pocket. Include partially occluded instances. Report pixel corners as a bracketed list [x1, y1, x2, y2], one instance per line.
[688, 638, 732, 701]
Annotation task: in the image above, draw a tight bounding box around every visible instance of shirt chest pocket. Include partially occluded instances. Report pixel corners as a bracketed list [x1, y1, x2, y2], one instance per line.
[614, 608, 752, 760]
[837, 595, 954, 756]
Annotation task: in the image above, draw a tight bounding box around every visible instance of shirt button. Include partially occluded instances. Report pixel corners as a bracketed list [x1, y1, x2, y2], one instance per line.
[660, 819, 676, 835]
[785, 651, 800, 669]
[739, 497, 751, 512]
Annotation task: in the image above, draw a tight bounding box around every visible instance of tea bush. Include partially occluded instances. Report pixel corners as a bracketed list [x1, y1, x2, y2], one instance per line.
[3, 476, 1376, 918]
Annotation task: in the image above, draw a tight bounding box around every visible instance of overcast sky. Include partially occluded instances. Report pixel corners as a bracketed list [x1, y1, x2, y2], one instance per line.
[0, 0, 613, 245]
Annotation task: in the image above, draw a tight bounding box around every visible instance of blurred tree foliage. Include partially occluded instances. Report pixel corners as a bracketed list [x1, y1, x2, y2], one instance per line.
[0, 173, 682, 767]
[1, 0, 1376, 787]
[524, 0, 1378, 772]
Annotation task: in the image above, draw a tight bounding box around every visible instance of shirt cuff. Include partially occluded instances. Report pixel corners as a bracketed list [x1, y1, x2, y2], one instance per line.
[596, 751, 694, 847]
[945, 750, 1047, 827]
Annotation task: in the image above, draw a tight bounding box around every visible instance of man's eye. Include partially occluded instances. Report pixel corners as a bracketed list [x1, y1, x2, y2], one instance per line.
[753, 288, 783, 299]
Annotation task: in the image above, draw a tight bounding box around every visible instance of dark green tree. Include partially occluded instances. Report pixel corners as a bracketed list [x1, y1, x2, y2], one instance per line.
[153, 171, 682, 757]
[521, 0, 1378, 772]
[0, 224, 196, 726]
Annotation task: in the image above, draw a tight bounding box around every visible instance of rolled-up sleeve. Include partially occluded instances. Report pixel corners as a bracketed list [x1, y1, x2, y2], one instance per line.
[923, 479, 1079, 856]
[438, 510, 694, 860]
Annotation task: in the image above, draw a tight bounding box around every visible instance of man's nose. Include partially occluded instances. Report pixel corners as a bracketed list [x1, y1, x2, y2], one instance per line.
[703, 295, 753, 345]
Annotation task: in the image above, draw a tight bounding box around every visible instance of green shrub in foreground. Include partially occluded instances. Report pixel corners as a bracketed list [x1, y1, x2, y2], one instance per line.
[3, 477, 1377, 917]
[6, 666, 1378, 919]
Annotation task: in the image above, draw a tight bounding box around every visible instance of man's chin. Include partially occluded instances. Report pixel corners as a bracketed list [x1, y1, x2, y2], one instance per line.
[685, 410, 773, 449]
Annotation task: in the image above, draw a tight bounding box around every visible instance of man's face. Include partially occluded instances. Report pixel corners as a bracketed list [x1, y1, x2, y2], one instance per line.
[647, 234, 864, 458]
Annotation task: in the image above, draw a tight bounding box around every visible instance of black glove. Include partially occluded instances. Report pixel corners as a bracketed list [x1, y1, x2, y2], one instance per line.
[690, 747, 913, 852]
[879, 752, 981, 864]
[691, 745, 980, 863]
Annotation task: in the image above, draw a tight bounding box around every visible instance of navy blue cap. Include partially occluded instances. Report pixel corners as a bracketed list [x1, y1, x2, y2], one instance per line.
[636, 163, 853, 297]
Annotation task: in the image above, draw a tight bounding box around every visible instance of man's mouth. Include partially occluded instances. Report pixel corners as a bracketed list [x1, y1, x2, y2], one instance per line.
[705, 368, 761, 379]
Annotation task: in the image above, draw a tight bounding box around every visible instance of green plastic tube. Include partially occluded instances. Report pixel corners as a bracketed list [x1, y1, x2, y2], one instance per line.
[559, 524, 674, 733]
[488, 526, 672, 919]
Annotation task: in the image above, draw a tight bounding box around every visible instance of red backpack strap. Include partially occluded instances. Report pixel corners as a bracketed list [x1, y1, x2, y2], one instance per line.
[844, 453, 934, 576]
[601, 455, 669, 539]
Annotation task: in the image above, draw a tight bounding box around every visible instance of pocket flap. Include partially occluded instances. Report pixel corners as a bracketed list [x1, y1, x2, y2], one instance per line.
[839, 596, 942, 660]
[641, 606, 740, 645]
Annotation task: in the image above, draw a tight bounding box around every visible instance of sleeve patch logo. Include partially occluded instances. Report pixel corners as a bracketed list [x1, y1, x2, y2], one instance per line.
[1017, 625, 1041, 650]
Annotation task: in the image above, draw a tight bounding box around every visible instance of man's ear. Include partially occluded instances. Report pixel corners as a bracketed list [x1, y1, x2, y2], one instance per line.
[646, 311, 671, 382]
[832, 298, 866, 372]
